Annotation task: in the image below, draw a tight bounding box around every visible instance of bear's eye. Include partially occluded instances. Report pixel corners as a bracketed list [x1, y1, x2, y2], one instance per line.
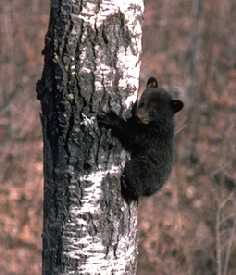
[150, 102, 158, 110]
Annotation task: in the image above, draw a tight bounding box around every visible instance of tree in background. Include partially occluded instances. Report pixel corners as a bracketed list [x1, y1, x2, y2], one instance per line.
[37, 0, 144, 274]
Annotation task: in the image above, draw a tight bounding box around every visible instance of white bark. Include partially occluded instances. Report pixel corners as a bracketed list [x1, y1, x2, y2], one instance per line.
[40, 0, 144, 274]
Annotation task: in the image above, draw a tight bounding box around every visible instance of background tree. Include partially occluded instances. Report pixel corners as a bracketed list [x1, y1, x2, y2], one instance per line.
[37, 0, 144, 274]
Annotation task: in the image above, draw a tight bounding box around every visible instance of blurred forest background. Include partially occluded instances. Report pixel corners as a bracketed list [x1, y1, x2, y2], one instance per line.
[0, 0, 236, 274]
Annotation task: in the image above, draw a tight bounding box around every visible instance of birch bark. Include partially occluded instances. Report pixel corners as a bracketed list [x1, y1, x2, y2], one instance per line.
[37, 0, 144, 274]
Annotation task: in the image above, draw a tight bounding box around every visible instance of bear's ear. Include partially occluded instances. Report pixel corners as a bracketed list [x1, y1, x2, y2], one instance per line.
[171, 100, 184, 113]
[146, 77, 158, 88]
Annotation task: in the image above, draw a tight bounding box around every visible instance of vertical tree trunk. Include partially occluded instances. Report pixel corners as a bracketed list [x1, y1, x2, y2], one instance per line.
[185, 0, 203, 162]
[37, 0, 144, 274]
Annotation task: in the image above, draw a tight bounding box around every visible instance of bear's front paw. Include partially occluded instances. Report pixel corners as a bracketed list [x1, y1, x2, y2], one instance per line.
[97, 112, 118, 128]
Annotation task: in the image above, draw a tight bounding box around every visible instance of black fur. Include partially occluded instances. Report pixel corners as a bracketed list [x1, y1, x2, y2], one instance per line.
[97, 77, 184, 200]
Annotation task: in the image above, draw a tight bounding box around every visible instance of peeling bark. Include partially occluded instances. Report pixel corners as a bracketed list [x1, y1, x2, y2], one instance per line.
[38, 0, 144, 274]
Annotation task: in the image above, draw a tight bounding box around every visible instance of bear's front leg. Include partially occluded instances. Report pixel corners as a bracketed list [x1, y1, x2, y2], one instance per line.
[97, 112, 131, 145]
[97, 112, 122, 129]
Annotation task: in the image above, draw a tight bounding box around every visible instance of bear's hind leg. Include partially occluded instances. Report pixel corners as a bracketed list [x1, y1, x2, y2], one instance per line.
[121, 159, 144, 201]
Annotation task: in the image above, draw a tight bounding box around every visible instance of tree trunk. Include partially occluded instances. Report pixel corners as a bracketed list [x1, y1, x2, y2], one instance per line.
[37, 0, 144, 274]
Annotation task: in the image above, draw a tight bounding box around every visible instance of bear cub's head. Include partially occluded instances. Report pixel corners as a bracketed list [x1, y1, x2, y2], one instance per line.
[135, 77, 184, 125]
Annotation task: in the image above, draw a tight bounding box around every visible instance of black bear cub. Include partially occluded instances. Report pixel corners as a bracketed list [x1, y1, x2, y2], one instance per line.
[97, 77, 184, 200]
